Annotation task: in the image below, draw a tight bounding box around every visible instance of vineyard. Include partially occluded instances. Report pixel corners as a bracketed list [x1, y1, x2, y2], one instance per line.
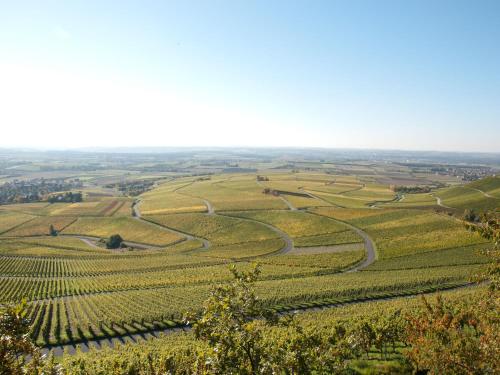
[0, 169, 496, 355]
[57, 284, 486, 371]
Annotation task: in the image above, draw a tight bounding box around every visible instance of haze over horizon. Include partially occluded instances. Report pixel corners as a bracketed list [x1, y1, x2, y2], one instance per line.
[1, 1, 499, 152]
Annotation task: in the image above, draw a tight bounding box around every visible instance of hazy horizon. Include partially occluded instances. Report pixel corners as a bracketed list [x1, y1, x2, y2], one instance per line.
[1, 1, 499, 152]
[2, 145, 500, 157]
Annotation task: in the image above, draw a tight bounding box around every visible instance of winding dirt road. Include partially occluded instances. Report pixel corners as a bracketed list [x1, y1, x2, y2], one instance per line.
[217, 213, 294, 255]
[202, 199, 215, 215]
[131, 200, 209, 249]
[60, 234, 162, 250]
[342, 224, 377, 272]
[279, 196, 297, 211]
[470, 187, 494, 198]
[433, 195, 452, 209]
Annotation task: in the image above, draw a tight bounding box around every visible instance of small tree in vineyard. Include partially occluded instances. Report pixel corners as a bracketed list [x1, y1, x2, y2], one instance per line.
[49, 224, 57, 236]
[185, 264, 349, 374]
[106, 234, 124, 249]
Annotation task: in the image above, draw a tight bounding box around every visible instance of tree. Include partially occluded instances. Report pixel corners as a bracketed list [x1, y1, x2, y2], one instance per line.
[0, 300, 38, 375]
[185, 264, 349, 374]
[349, 319, 375, 359]
[405, 294, 499, 374]
[49, 224, 57, 236]
[465, 211, 499, 290]
[404, 211, 500, 374]
[463, 209, 478, 223]
[106, 234, 124, 249]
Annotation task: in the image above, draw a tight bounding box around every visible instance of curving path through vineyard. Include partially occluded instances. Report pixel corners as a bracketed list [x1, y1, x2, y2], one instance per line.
[131, 199, 210, 250]
[305, 211, 377, 272]
[470, 187, 494, 198]
[217, 213, 294, 255]
[60, 234, 163, 250]
[279, 196, 297, 211]
[202, 199, 215, 215]
[433, 194, 452, 209]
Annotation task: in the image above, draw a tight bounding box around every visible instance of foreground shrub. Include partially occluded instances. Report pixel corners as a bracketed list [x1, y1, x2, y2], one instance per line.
[405, 294, 499, 374]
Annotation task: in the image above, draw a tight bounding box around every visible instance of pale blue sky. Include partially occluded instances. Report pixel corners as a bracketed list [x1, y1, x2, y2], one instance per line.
[0, 1, 499, 152]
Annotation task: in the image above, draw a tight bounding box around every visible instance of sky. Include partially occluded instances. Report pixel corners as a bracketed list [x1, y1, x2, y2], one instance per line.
[0, 0, 499, 152]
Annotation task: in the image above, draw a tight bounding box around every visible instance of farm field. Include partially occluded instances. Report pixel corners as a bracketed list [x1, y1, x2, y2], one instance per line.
[62, 217, 185, 246]
[468, 175, 500, 198]
[379, 192, 438, 208]
[144, 213, 285, 257]
[224, 210, 363, 247]
[139, 179, 207, 214]
[178, 177, 288, 211]
[1, 216, 77, 237]
[311, 207, 488, 258]
[435, 183, 500, 211]
[0, 157, 497, 361]
[305, 191, 374, 208]
[0, 210, 34, 233]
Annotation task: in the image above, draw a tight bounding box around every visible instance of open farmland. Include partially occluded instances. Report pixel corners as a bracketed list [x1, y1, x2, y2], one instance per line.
[19, 262, 481, 346]
[0, 156, 497, 360]
[0, 210, 34, 234]
[56, 284, 488, 372]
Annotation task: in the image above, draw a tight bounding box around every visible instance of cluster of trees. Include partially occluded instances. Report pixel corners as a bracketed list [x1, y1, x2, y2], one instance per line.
[105, 180, 157, 197]
[106, 234, 124, 249]
[195, 176, 211, 181]
[262, 188, 279, 196]
[256, 175, 269, 181]
[391, 185, 432, 194]
[47, 191, 83, 203]
[49, 225, 58, 236]
[0, 178, 83, 204]
[463, 208, 479, 222]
